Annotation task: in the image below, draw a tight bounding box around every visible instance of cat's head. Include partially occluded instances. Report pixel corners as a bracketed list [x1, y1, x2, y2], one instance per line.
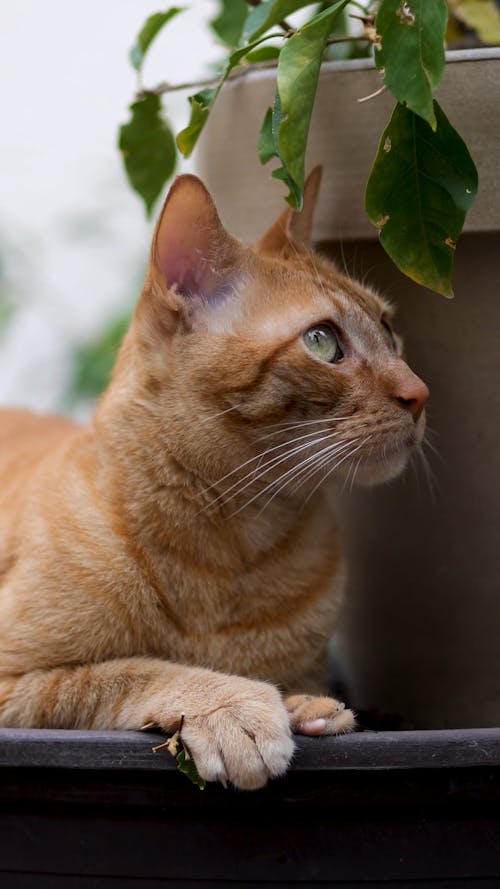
[108, 171, 428, 503]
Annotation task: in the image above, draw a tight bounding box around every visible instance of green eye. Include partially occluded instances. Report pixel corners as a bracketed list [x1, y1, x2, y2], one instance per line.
[303, 324, 343, 363]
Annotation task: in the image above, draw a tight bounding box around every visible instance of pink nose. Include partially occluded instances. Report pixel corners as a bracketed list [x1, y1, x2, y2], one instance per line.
[395, 376, 429, 422]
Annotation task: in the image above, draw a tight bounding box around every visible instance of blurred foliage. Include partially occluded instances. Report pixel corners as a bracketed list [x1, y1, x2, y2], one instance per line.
[0, 299, 14, 335]
[0, 245, 18, 339]
[210, 0, 248, 47]
[67, 310, 131, 403]
[447, 0, 500, 44]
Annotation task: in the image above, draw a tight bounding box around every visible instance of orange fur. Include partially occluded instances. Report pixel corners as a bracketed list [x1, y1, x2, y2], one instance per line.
[0, 171, 428, 788]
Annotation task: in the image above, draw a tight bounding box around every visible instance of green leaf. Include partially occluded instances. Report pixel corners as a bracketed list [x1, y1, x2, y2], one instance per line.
[268, 0, 350, 208]
[245, 44, 281, 62]
[119, 93, 176, 217]
[177, 34, 282, 157]
[365, 101, 478, 297]
[258, 106, 276, 164]
[243, 0, 316, 42]
[375, 0, 447, 130]
[450, 0, 500, 44]
[129, 7, 184, 72]
[210, 0, 248, 47]
[176, 748, 206, 789]
[176, 87, 217, 157]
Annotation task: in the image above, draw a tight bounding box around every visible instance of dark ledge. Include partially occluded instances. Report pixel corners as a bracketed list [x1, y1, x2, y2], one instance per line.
[1, 726, 500, 772]
[1, 728, 500, 887]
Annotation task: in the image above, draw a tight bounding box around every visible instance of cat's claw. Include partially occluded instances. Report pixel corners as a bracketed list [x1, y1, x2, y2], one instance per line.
[284, 694, 356, 735]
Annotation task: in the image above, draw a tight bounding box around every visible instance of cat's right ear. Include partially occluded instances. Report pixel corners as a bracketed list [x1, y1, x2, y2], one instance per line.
[256, 165, 323, 255]
[146, 174, 242, 325]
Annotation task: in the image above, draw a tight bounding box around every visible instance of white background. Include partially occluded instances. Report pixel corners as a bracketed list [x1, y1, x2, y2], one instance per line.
[0, 0, 219, 413]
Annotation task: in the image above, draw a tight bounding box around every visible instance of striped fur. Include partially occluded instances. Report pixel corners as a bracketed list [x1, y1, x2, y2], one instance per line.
[0, 172, 428, 788]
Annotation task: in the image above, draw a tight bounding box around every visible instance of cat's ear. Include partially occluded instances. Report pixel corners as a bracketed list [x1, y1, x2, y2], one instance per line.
[256, 165, 323, 255]
[149, 174, 242, 306]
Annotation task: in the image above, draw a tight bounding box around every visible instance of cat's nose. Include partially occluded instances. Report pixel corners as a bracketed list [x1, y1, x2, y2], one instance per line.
[394, 375, 429, 422]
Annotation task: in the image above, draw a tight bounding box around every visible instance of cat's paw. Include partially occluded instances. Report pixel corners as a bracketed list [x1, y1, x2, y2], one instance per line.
[179, 680, 294, 790]
[284, 694, 356, 735]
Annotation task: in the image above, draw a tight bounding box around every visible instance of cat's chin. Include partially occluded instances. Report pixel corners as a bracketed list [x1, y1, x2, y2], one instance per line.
[347, 446, 412, 488]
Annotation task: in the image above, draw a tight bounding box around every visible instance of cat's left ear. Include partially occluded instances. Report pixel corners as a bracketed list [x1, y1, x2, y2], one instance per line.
[149, 173, 243, 309]
[256, 165, 323, 255]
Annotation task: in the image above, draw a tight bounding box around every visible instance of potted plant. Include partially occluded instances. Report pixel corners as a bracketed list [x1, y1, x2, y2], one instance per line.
[115, 1, 500, 729]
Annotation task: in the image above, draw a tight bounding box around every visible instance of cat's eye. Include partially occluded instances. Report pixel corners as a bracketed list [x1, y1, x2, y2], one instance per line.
[303, 324, 343, 363]
[381, 319, 397, 351]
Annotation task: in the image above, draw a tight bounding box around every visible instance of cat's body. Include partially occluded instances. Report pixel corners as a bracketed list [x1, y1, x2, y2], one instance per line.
[0, 406, 340, 686]
[0, 171, 428, 788]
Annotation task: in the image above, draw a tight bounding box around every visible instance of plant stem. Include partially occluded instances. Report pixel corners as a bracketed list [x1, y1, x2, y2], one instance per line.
[326, 34, 370, 44]
[136, 59, 280, 98]
[136, 34, 372, 99]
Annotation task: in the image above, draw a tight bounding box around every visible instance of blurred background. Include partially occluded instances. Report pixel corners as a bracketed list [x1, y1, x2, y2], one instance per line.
[0, 0, 221, 417]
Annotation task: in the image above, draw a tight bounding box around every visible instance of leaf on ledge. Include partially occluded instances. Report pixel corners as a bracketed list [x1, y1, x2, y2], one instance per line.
[365, 100, 478, 297]
[176, 748, 206, 790]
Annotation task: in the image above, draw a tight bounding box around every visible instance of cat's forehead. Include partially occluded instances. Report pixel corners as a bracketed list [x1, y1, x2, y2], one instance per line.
[238, 252, 392, 340]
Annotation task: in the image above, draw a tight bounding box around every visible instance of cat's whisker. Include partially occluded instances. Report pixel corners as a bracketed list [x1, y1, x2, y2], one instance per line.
[257, 422, 368, 505]
[288, 431, 366, 495]
[201, 425, 355, 509]
[338, 237, 350, 279]
[297, 440, 368, 510]
[302, 436, 373, 509]
[342, 453, 356, 494]
[254, 438, 361, 517]
[350, 454, 364, 493]
[252, 418, 366, 449]
[360, 264, 376, 289]
[201, 404, 241, 423]
[414, 443, 438, 503]
[200, 427, 340, 503]
[252, 414, 363, 446]
[214, 428, 357, 512]
[201, 419, 368, 509]
[229, 438, 357, 520]
[257, 415, 353, 435]
[421, 434, 440, 460]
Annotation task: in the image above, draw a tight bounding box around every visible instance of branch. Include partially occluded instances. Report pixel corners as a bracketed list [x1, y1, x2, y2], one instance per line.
[136, 59, 281, 99]
[136, 32, 373, 100]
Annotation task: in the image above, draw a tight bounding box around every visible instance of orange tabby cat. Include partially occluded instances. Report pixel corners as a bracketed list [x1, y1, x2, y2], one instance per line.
[0, 169, 428, 789]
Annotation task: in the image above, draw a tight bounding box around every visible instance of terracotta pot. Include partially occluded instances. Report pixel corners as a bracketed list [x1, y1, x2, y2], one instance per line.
[195, 50, 500, 728]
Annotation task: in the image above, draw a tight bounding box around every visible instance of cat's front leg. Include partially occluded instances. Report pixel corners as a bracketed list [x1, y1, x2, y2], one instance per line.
[0, 658, 294, 790]
[284, 694, 356, 736]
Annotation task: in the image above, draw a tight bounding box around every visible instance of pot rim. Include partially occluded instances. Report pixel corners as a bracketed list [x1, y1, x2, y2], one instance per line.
[222, 46, 500, 88]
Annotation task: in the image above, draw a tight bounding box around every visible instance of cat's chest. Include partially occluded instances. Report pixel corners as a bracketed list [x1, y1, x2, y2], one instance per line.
[145, 504, 344, 681]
